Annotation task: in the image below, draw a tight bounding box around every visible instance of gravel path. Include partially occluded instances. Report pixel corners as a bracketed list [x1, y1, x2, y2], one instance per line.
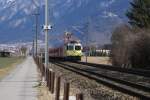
[0, 56, 39, 100]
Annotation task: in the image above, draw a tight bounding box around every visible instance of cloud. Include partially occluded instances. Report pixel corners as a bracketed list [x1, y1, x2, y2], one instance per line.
[10, 18, 26, 28]
[0, 16, 7, 21]
[102, 11, 118, 18]
[100, 0, 116, 8]
[53, 12, 60, 18]
[66, 0, 72, 4]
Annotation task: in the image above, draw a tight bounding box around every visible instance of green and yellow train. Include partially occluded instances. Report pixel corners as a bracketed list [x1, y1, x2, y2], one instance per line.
[49, 41, 82, 61]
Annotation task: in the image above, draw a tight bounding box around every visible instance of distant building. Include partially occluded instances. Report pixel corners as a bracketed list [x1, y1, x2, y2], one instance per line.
[82, 44, 112, 57]
[0, 51, 11, 57]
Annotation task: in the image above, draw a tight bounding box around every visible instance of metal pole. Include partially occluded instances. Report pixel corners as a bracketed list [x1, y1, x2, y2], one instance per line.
[44, 0, 48, 83]
[86, 19, 90, 63]
[35, 13, 39, 58]
[33, 11, 39, 58]
[44, 0, 52, 82]
[85, 22, 89, 63]
[85, 34, 87, 63]
[33, 39, 35, 57]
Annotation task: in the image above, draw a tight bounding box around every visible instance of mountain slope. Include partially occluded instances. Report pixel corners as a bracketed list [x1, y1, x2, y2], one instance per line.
[0, 0, 130, 44]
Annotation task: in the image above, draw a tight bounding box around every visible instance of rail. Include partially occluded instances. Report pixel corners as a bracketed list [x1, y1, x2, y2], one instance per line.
[53, 61, 150, 99]
[71, 61, 150, 78]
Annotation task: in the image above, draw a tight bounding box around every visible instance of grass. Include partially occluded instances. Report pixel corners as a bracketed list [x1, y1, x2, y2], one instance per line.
[0, 57, 24, 79]
[0, 57, 24, 68]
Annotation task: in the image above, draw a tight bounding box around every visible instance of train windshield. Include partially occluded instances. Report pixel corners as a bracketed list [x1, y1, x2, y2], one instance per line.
[75, 45, 81, 50]
[67, 45, 74, 50]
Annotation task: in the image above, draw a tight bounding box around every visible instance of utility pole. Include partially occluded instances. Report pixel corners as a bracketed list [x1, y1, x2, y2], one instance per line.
[85, 21, 90, 63]
[33, 12, 40, 58]
[44, 0, 52, 81]
[32, 39, 35, 57]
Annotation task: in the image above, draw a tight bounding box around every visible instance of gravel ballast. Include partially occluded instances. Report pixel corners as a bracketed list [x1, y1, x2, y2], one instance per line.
[49, 62, 139, 100]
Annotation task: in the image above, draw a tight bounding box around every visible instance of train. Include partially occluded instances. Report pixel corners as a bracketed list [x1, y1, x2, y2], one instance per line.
[48, 40, 83, 61]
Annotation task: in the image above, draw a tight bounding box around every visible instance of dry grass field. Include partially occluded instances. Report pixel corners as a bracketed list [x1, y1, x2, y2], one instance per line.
[81, 56, 112, 65]
[0, 57, 24, 79]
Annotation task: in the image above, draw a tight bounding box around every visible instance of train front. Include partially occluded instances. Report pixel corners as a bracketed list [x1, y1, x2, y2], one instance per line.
[65, 41, 82, 61]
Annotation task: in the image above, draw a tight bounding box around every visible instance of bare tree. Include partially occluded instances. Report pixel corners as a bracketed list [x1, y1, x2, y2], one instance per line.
[20, 46, 27, 57]
[111, 24, 150, 68]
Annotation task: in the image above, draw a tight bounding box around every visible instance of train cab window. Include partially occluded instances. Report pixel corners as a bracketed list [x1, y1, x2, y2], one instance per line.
[75, 46, 81, 50]
[67, 45, 74, 50]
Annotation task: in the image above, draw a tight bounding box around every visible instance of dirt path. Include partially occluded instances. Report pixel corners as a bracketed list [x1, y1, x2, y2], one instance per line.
[0, 56, 39, 100]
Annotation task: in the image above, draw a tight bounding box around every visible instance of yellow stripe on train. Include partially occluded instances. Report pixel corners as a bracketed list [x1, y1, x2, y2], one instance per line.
[66, 50, 82, 56]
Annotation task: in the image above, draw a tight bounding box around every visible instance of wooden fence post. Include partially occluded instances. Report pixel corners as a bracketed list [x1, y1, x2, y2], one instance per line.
[63, 82, 70, 100]
[48, 71, 51, 91]
[47, 68, 50, 86]
[47, 70, 50, 87]
[55, 76, 61, 100]
[51, 72, 55, 94]
[42, 64, 45, 77]
[76, 93, 83, 100]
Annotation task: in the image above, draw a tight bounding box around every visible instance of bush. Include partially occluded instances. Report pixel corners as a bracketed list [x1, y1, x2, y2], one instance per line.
[111, 24, 133, 67]
[111, 24, 150, 68]
[130, 31, 150, 68]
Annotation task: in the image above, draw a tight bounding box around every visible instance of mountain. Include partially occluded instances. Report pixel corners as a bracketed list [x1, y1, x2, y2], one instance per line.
[0, 0, 130, 45]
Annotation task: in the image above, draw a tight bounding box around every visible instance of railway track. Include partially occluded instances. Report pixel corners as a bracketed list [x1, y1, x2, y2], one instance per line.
[51, 61, 150, 99]
[71, 61, 150, 78]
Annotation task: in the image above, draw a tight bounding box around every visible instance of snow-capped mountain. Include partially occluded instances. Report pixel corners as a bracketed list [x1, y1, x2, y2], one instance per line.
[0, 0, 130, 45]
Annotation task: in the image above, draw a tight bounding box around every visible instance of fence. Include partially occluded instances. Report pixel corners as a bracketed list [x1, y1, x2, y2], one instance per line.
[34, 56, 83, 100]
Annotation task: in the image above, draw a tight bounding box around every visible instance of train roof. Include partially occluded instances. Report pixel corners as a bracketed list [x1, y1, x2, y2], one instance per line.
[67, 40, 80, 44]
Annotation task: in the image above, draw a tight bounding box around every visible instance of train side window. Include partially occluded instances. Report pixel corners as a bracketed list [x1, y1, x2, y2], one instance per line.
[67, 45, 74, 50]
[75, 46, 81, 50]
